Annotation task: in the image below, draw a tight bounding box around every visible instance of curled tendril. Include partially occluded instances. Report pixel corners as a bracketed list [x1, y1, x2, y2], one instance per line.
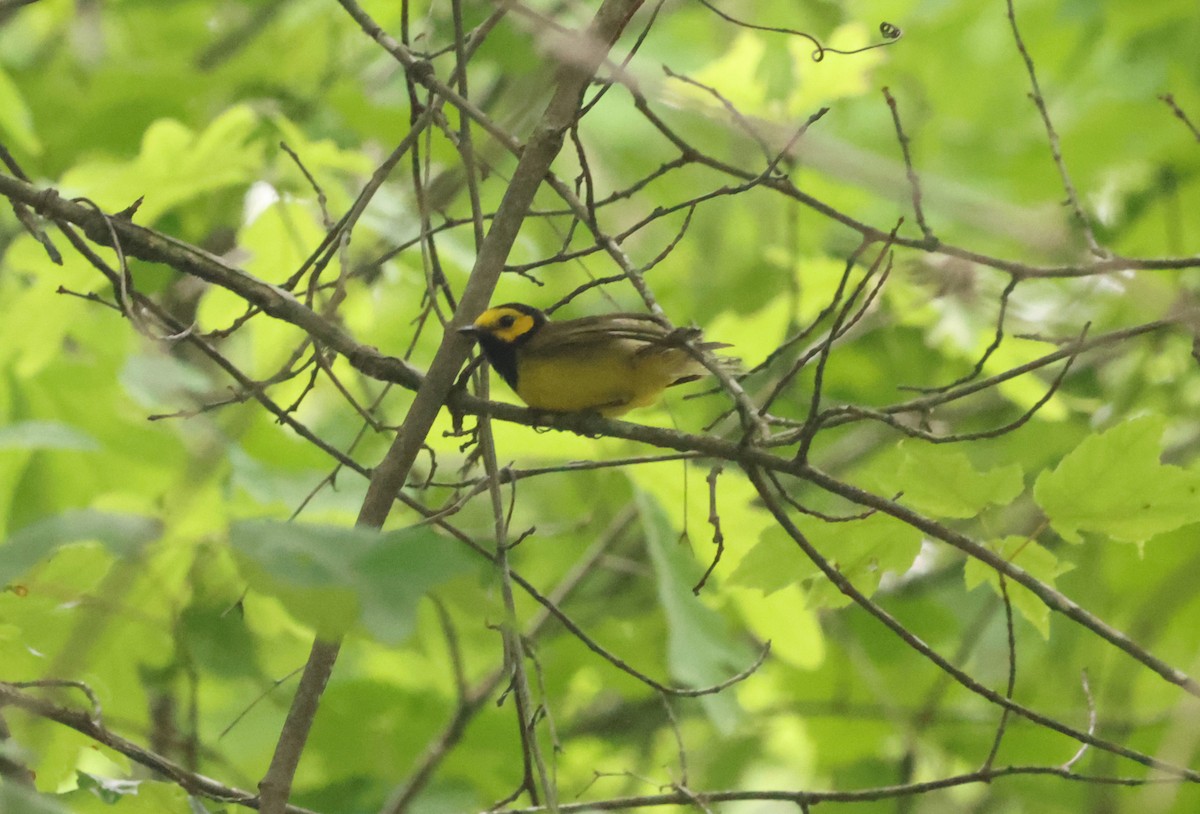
[814, 22, 904, 62]
[693, 2, 903, 63]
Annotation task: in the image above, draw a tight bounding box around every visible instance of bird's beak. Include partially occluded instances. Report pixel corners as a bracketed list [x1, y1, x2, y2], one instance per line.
[457, 325, 479, 339]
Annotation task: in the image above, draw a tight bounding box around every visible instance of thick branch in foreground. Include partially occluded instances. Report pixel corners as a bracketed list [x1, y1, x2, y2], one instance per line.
[353, 0, 645, 529]
[255, 3, 646, 814]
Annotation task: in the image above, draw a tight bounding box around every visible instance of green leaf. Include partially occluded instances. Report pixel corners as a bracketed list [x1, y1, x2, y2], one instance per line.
[636, 490, 754, 731]
[354, 533, 475, 645]
[179, 599, 260, 679]
[59, 105, 263, 224]
[59, 779, 191, 813]
[76, 772, 141, 804]
[230, 520, 474, 644]
[0, 785, 70, 814]
[0, 66, 40, 155]
[118, 353, 213, 410]
[730, 583, 825, 670]
[0, 421, 99, 451]
[730, 509, 923, 611]
[800, 512, 924, 610]
[0, 511, 160, 585]
[895, 442, 1024, 519]
[1033, 415, 1200, 543]
[728, 526, 821, 595]
[964, 537, 1074, 638]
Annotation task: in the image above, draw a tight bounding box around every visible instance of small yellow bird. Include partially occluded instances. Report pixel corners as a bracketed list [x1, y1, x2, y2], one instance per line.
[459, 303, 731, 416]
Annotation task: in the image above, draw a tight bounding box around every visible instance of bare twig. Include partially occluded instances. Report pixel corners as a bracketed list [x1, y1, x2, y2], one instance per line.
[981, 575, 1017, 771]
[8, 679, 103, 723]
[1062, 670, 1097, 771]
[691, 465, 726, 594]
[477, 368, 555, 809]
[902, 275, 1020, 394]
[380, 511, 638, 814]
[489, 765, 1171, 814]
[882, 87, 935, 244]
[0, 682, 318, 813]
[1159, 94, 1200, 143]
[1005, 0, 1103, 257]
[0, 141, 62, 263]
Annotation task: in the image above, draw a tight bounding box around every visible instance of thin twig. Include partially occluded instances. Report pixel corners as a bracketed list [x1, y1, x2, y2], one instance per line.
[0, 682, 319, 812]
[882, 87, 935, 244]
[691, 465, 726, 594]
[477, 368, 555, 809]
[1062, 670, 1097, 770]
[1159, 94, 1200, 143]
[901, 275, 1020, 394]
[1005, 0, 1104, 257]
[981, 575, 1017, 771]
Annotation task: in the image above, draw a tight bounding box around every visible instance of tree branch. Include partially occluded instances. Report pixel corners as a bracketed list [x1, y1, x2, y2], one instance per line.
[255, 3, 646, 813]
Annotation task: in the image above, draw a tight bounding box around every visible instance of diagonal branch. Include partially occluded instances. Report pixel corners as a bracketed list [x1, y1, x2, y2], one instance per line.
[0, 682, 320, 814]
[744, 466, 1199, 779]
[255, 4, 647, 814]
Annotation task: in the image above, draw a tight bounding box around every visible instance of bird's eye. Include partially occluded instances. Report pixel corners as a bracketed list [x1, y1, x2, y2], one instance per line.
[498, 315, 516, 328]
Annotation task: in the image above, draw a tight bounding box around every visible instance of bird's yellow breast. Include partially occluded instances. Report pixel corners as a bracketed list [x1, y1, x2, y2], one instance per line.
[515, 340, 697, 416]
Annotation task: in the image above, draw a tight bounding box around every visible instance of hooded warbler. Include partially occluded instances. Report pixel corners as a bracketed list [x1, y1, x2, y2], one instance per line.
[459, 303, 731, 416]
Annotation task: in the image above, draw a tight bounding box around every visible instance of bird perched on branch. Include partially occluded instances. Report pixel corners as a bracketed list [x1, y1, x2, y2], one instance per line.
[458, 303, 733, 417]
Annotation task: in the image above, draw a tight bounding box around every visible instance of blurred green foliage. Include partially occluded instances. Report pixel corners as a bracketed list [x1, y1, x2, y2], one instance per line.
[1, 0, 1199, 812]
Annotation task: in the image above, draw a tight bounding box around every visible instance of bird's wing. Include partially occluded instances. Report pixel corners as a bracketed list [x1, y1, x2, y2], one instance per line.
[540, 314, 676, 349]
[534, 313, 735, 366]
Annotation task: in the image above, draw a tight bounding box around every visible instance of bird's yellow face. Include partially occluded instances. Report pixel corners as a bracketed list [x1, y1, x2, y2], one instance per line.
[470, 305, 541, 345]
[459, 304, 547, 392]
